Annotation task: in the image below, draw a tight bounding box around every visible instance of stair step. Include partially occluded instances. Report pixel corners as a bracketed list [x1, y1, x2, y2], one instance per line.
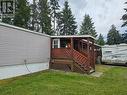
[52, 59, 73, 64]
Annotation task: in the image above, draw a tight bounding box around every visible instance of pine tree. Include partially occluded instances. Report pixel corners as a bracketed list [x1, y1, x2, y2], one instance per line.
[121, 1, 127, 43]
[2, 18, 12, 24]
[13, 0, 30, 29]
[97, 34, 105, 46]
[57, 1, 77, 35]
[121, 2, 127, 27]
[79, 14, 97, 38]
[38, 0, 52, 35]
[107, 25, 121, 45]
[56, 12, 62, 35]
[29, 0, 40, 32]
[50, 0, 60, 34]
[122, 30, 127, 43]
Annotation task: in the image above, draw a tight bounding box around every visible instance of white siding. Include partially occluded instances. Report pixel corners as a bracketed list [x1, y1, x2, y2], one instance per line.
[102, 44, 127, 64]
[0, 62, 49, 80]
[0, 25, 50, 66]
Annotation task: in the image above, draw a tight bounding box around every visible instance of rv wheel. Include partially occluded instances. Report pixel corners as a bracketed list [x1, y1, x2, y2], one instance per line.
[125, 63, 127, 67]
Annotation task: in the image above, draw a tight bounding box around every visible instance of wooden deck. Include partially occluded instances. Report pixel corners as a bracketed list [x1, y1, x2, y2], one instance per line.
[50, 37, 102, 74]
[51, 48, 92, 73]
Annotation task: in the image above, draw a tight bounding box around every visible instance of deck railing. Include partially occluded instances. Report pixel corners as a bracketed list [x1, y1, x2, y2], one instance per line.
[72, 49, 89, 70]
[52, 48, 90, 70]
[52, 48, 72, 59]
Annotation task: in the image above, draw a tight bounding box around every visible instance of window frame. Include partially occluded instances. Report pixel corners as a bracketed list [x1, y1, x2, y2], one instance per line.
[52, 39, 60, 48]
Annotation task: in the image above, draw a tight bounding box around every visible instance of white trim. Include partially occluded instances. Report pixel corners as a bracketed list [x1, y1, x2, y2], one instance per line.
[58, 39, 60, 48]
[102, 44, 127, 48]
[51, 35, 96, 40]
[82, 39, 88, 42]
[94, 44, 102, 47]
[52, 39, 60, 48]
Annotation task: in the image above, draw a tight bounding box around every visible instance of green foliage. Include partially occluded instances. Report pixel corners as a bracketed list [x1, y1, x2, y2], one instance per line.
[57, 1, 77, 35]
[79, 14, 97, 38]
[50, 0, 60, 34]
[121, 2, 127, 27]
[0, 66, 127, 95]
[122, 31, 127, 43]
[38, 0, 52, 35]
[97, 34, 105, 46]
[29, 0, 40, 32]
[121, 2, 127, 43]
[13, 0, 30, 29]
[1, 18, 12, 24]
[50, 0, 60, 12]
[107, 25, 121, 45]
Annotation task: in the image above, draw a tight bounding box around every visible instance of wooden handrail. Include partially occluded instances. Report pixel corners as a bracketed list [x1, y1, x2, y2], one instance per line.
[51, 48, 90, 71]
[52, 48, 72, 59]
[72, 49, 89, 70]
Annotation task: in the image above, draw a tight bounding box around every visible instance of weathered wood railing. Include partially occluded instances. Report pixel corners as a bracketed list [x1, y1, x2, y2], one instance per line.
[72, 49, 90, 70]
[52, 48, 90, 71]
[52, 48, 72, 59]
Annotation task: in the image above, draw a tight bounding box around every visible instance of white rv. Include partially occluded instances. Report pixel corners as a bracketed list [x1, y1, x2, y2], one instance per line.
[102, 44, 127, 65]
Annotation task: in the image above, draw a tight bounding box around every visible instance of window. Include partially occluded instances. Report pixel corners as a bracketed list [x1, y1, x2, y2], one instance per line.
[52, 39, 60, 48]
[104, 51, 112, 54]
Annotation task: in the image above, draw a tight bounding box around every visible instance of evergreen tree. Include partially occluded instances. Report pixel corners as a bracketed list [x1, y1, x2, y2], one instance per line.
[56, 12, 62, 35]
[29, 0, 40, 32]
[13, 0, 30, 29]
[57, 1, 77, 35]
[50, 0, 60, 34]
[38, 0, 52, 35]
[121, 2, 127, 27]
[121, 1, 127, 43]
[122, 30, 127, 43]
[79, 14, 97, 38]
[107, 25, 121, 45]
[97, 34, 105, 46]
[2, 18, 12, 24]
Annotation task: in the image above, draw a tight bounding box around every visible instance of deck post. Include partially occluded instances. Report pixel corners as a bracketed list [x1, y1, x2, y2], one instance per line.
[87, 38, 90, 69]
[71, 38, 74, 71]
[92, 39, 95, 69]
[49, 38, 52, 69]
[78, 39, 80, 51]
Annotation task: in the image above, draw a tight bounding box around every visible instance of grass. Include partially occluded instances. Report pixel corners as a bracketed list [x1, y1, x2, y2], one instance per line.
[0, 65, 127, 95]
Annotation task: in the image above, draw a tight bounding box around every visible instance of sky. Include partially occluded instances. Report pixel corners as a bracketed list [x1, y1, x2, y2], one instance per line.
[59, 0, 126, 38]
[29, 0, 126, 38]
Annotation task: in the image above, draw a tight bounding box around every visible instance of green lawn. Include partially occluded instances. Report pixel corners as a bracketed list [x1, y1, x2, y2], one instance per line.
[0, 65, 127, 95]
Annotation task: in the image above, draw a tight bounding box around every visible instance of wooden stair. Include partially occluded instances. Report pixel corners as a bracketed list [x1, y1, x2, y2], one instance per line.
[51, 48, 94, 74]
[51, 59, 73, 64]
[72, 49, 93, 73]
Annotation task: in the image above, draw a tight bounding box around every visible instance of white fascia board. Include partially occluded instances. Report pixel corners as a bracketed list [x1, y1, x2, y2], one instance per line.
[51, 35, 96, 40]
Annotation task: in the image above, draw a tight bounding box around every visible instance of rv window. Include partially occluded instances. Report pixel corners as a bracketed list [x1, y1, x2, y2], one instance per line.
[52, 39, 60, 48]
[104, 51, 112, 54]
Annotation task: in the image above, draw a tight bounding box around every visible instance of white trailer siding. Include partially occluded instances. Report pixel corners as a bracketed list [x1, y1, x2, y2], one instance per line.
[102, 44, 127, 64]
[0, 23, 50, 79]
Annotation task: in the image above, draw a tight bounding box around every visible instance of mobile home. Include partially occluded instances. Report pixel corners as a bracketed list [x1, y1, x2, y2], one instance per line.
[0, 23, 101, 79]
[0, 23, 50, 79]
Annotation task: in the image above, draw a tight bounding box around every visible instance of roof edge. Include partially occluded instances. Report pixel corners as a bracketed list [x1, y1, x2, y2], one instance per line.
[0, 22, 50, 38]
[0, 22, 97, 40]
[51, 35, 96, 40]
